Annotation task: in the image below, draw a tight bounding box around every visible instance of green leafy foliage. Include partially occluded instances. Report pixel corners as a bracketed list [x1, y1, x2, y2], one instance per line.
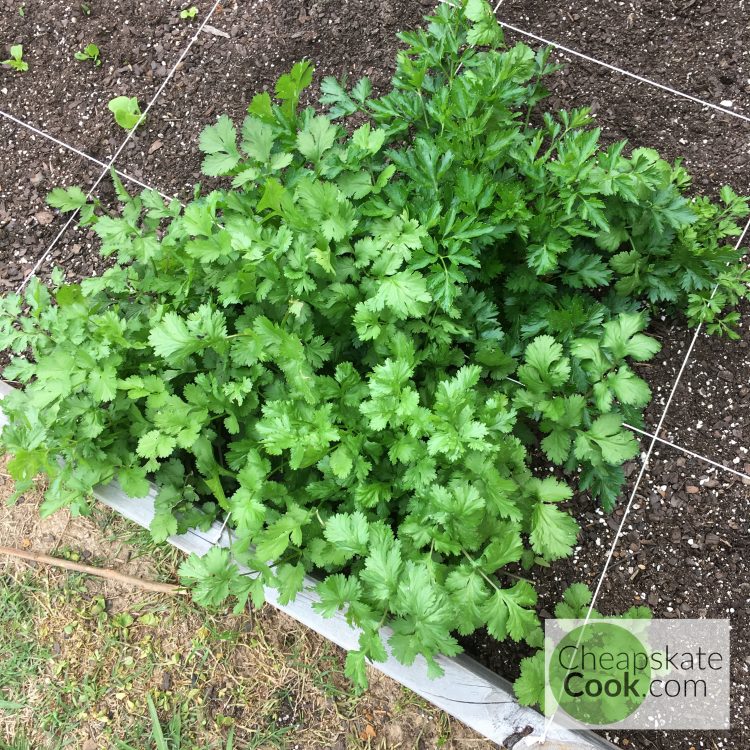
[514, 583, 653, 711]
[74, 43, 101, 66]
[2, 44, 28, 72]
[1, 0, 746, 698]
[108, 96, 143, 130]
[179, 5, 198, 19]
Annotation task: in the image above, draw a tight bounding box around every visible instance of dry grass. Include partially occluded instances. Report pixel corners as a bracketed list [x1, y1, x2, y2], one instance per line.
[0, 458, 494, 750]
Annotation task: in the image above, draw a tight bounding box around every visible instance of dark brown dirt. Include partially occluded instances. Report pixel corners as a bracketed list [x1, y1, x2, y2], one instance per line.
[0, 0, 214, 282]
[498, 0, 750, 112]
[659, 300, 750, 468]
[115, 0, 429, 197]
[1, 2, 750, 749]
[0, 119, 100, 291]
[498, 0, 750, 197]
[0, 0, 213, 157]
[471, 447, 750, 750]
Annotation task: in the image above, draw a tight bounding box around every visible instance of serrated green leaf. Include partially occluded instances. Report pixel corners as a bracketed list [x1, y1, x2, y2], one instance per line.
[367, 271, 432, 319]
[344, 649, 368, 691]
[296, 116, 337, 162]
[324, 511, 369, 559]
[118, 466, 151, 498]
[329, 444, 353, 479]
[136, 430, 176, 460]
[541, 428, 572, 464]
[150, 510, 178, 542]
[607, 366, 652, 406]
[576, 413, 640, 465]
[530, 501, 579, 560]
[518, 335, 571, 392]
[148, 312, 199, 361]
[178, 548, 237, 608]
[47, 186, 88, 212]
[241, 116, 275, 163]
[314, 574, 362, 617]
[482, 581, 538, 642]
[555, 582, 594, 619]
[514, 652, 545, 708]
[199, 115, 241, 175]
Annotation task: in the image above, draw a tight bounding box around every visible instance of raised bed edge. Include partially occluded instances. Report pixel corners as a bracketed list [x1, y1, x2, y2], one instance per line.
[0, 380, 616, 750]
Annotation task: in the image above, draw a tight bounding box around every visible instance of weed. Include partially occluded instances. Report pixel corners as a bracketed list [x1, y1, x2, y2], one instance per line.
[180, 6, 198, 19]
[107, 96, 143, 130]
[1, 45, 28, 72]
[74, 43, 101, 66]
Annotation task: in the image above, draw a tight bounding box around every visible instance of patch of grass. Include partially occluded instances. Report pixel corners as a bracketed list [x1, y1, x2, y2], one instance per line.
[245, 721, 293, 750]
[0, 458, 493, 749]
[392, 686, 433, 715]
[0, 572, 51, 708]
[0, 732, 31, 750]
[97, 509, 183, 582]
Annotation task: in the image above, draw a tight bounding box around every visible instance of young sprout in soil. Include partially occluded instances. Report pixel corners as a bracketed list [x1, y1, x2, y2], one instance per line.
[80, 2, 92, 16]
[18, 4, 25, 16]
[180, 6, 198, 19]
[2, 44, 28, 72]
[108, 96, 143, 130]
[75, 43, 101, 66]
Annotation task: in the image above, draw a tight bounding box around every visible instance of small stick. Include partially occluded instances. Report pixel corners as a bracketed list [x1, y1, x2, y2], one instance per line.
[0, 545, 185, 595]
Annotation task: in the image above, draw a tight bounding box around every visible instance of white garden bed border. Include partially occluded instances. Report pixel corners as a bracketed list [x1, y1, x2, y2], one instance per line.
[0, 380, 615, 749]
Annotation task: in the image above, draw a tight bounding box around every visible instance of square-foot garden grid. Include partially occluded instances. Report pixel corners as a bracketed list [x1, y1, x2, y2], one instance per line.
[1, 0, 750, 747]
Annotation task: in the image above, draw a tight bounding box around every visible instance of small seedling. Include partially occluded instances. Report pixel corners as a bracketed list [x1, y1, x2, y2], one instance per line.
[18, 5, 25, 16]
[80, 2, 92, 15]
[74, 43, 101, 66]
[2, 44, 28, 72]
[180, 6, 198, 19]
[108, 95, 143, 130]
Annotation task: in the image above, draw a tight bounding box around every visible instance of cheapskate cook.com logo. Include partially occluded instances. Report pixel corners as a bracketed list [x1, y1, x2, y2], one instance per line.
[544, 619, 730, 729]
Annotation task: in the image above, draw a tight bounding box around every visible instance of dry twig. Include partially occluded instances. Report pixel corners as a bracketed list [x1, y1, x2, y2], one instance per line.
[0, 545, 184, 595]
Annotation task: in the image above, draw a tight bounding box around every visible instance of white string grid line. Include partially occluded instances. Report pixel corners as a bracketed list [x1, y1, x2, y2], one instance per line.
[494, 19, 750, 125]
[0, 108, 178, 203]
[502, 376, 750, 483]
[454, 0, 750, 126]
[14, 0, 223, 294]
[536, 214, 750, 744]
[0, 96, 745, 485]
[623, 423, 750, 483]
